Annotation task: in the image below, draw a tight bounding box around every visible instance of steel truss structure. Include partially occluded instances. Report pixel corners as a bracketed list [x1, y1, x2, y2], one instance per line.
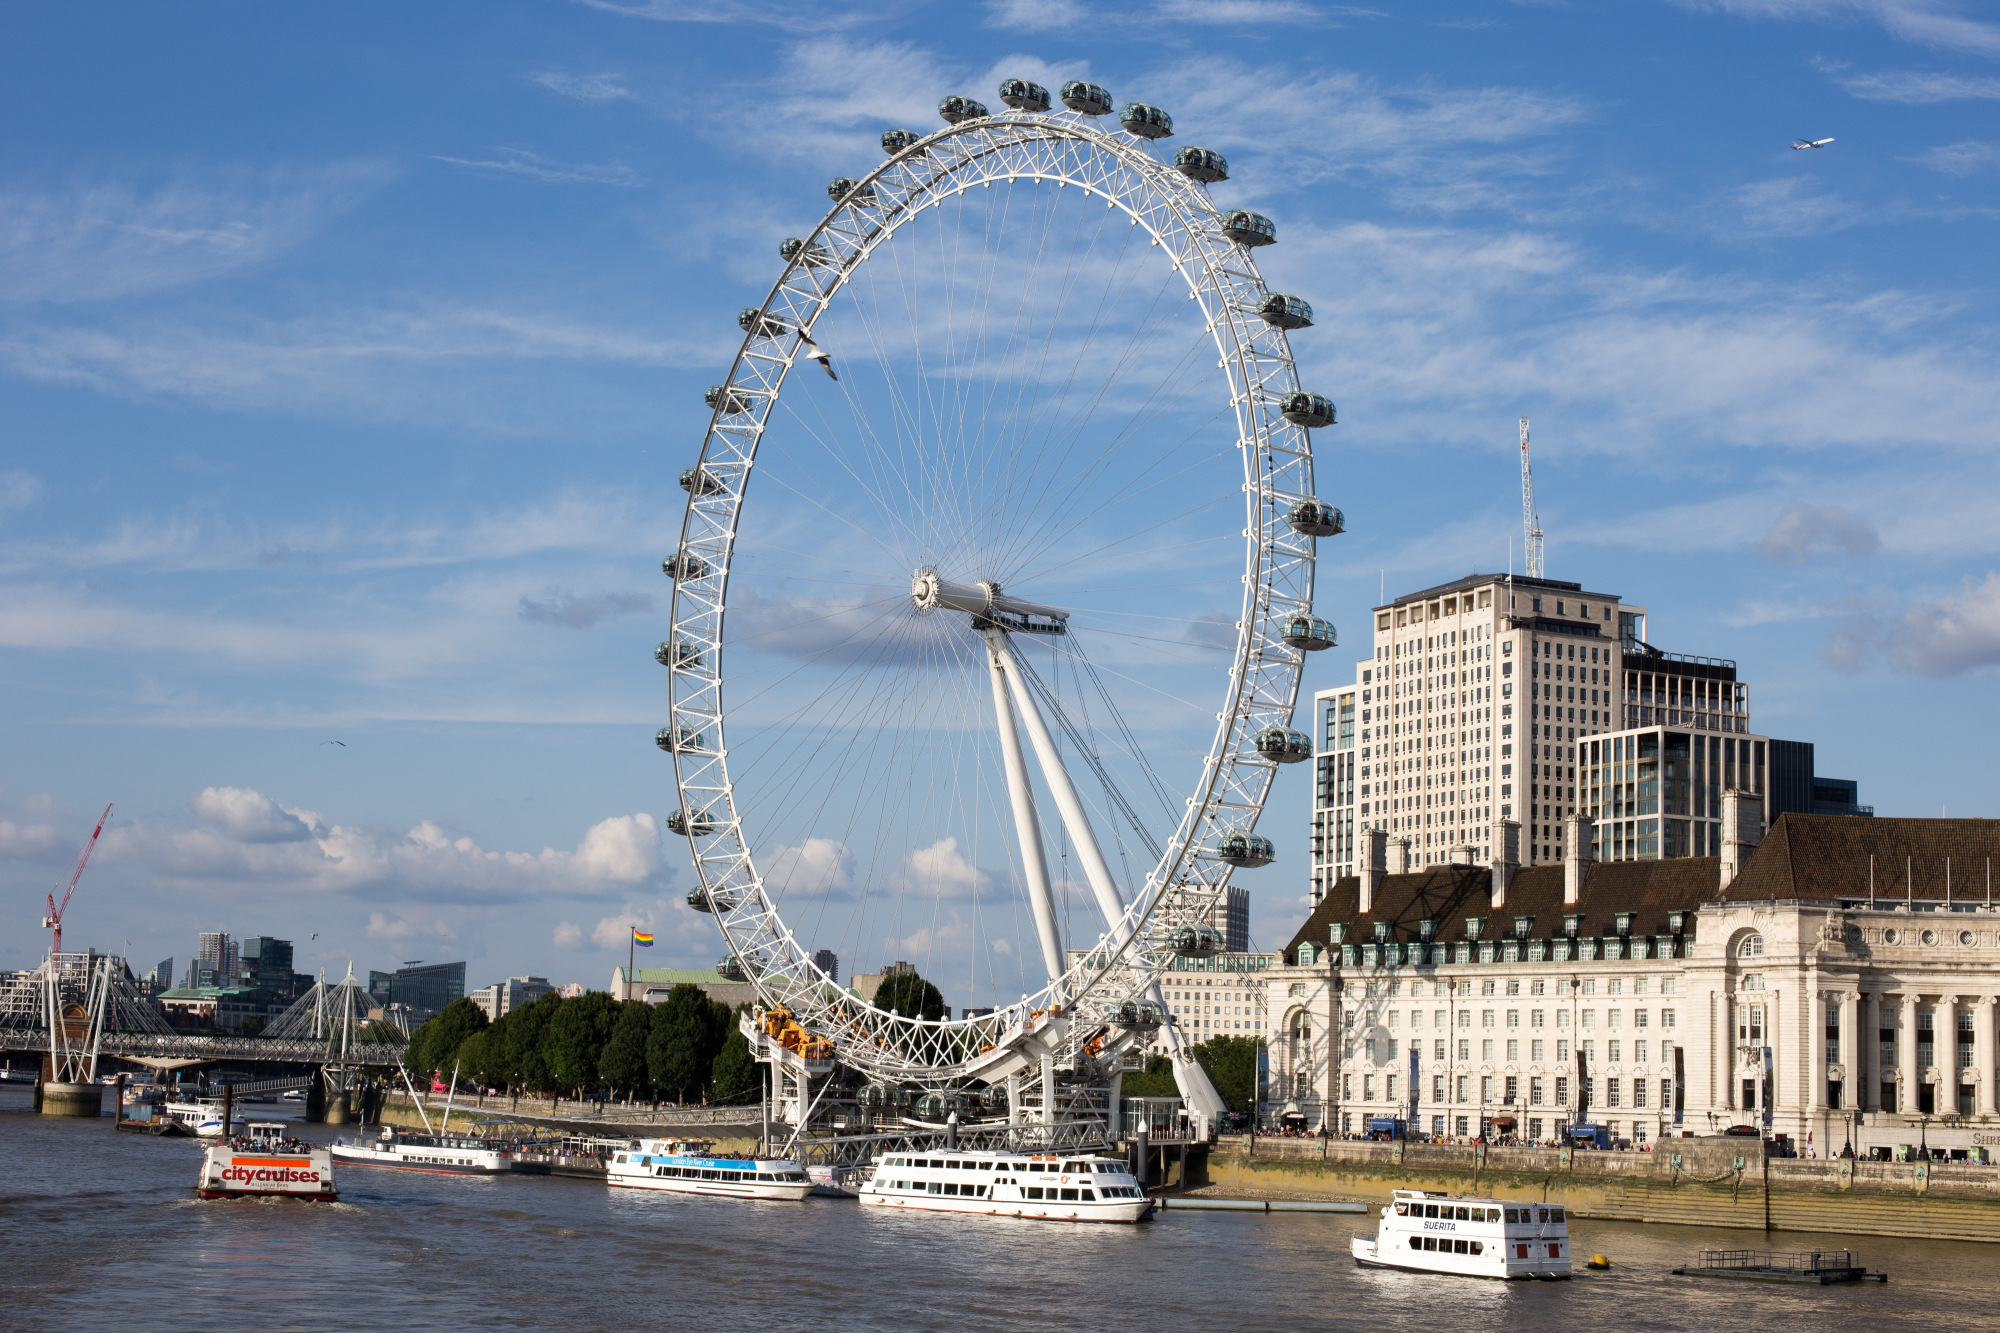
[666, 99, 1326, 1088]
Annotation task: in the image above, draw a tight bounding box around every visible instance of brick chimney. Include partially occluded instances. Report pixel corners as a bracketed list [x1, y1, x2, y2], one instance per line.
[1489, 819, 1519, 910]
[1563, 813, 1594, 905]
[1449, 844, 1474, 867]
[1359, 827, 1387, 913]
[1720, 789, 1764, 890]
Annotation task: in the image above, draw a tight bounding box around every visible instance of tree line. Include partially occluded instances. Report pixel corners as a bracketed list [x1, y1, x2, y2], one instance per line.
[406, 985, 760, 1105]
[1122, 1034, 1263, 1117]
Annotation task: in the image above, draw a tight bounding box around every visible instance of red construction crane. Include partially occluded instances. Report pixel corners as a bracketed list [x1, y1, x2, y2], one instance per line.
[44, 802, 111, 957]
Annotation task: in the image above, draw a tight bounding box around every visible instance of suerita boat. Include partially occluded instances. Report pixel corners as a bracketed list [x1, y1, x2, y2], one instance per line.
[329, 1125, 514, 1175]
[858, 1149, 1151, 1223]
[162, 1098, 234, 1138]
[1351, 1189, 1572, 1279]
[196, 1121, 337, 1201]
[606, 1139, 814, 1200]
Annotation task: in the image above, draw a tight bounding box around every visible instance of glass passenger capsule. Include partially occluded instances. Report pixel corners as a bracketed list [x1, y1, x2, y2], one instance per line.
[1060, 81, 1114, 115]
[1257, 293, 1313, 330]
[827, 176, 876, 205]
[1119, 103, 1173, 139]
[738, 308, 790, 338]
[1280, 391, 1336, 428]
[654, 725, 705, 753]
[1280, 615, 1337, 651]
[667, 807, 715, 837]
[705, 384, 751, 414]
[662, 550, 709, 580]
[881, 128, 923, 155]
[656, 638, 704, 669]
[856, 1083, 887, 1108]
[778, 237, 830, 267]
[687, 886, 715, 913]
[1255, 726, 1313, 763]
[1172, 146, 1227, 183]
[999, 78, 1051, 112]
[915, 1092, 949, 1119]
[1288, 498, 1344, 537]
[938, 95, 988, 124]
[1168, 924, 1225, 957]
[680, 466, 723, 497]
[1221, 210, 1276, 247]
[716, 955, 746, 982]
[1216, 834, 1277, 868]
[975, 1081, 1006, 1110]
[1114, 1000, 1164, 1029]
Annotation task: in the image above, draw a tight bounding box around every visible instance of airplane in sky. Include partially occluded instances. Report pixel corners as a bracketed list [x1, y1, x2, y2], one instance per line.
[1792, 137, 1835, 150]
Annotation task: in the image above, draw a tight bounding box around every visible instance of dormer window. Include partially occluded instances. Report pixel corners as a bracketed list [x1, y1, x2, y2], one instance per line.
[1372, 921, 1390, 942]
[1669, 911, 1686, 935]
[1615, 912, 1634, 937]
[1464, 917, 1484, 941]
[1563, 914, 1582, 938]
[1514, 916, 1533, 938]
[1329, 922, 1349, 945]
[1418, 919, 1437, 942]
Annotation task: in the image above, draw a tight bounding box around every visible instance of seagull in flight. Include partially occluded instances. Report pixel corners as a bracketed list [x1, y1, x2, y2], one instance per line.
[322, 739, 346, 746]
[1792, 137, 1835, 150]
[798, 331, 838, 381]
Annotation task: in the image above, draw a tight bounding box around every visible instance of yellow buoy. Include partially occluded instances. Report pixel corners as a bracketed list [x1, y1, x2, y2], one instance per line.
[1586, 1254, 1611, 1270]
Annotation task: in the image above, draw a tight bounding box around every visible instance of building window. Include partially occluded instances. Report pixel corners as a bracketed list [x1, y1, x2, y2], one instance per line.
[1530, 1077, 1543, 1106]
[1607, 1079, 1621, 1109]
[1556, 1077, 1568, 1107]
[1737, 934, 1763, 958]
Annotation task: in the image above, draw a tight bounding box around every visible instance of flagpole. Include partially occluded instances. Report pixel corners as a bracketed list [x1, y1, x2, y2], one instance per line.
[628, 925, 635, 1000]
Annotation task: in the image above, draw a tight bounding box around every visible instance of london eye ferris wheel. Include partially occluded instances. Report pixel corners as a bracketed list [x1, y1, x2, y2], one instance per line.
[654, 77, 1342, 1117]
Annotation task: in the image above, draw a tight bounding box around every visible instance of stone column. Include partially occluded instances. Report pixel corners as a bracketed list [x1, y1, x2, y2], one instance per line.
[1838, 991, 1859, 1110]
[1860, 992, 1879, 1113]
[1938, 995, 1959, 1116]
[1897, 993, 1920, 1116]
[1811, 990, 1829, 1114]
[1978, 997, 1998, 1118]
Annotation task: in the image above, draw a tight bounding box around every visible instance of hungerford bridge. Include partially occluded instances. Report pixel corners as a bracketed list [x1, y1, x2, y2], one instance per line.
[2, 952, 407, 1116]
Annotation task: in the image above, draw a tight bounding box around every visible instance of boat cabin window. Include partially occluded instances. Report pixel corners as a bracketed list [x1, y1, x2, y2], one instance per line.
[1395, 1203, 1409, 1215]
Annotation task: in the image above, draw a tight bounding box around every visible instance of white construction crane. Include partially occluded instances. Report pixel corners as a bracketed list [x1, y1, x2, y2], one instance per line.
[1519, 418, 1544, 579]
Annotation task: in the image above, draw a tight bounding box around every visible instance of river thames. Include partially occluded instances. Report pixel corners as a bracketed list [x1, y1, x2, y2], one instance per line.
[4, 1092, 1991, 1331]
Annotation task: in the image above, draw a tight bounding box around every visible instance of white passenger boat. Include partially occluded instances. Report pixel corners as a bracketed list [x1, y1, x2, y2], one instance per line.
[1350, 1189, 1572, 1279]
[329, 1125, 515, 1175]
[162, 1098, 234, 1138]
[196, 1122, 337, 1201]
[606, 1139, 814, 1200]
[858, 1149, 1151, 1223]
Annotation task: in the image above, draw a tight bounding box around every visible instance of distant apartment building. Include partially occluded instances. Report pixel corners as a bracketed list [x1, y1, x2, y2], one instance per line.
[368, 961, 466, 1021]
[469, 975, 554, 1021]
[194, 931, 239, 988]
[811, 949, 840, 984]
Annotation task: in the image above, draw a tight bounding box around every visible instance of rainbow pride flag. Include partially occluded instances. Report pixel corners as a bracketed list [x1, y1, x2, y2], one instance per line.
[632, 931, 655, 946]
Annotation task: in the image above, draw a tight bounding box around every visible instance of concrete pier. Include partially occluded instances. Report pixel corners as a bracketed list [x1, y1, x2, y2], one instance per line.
[40, 1081, 102, 1117]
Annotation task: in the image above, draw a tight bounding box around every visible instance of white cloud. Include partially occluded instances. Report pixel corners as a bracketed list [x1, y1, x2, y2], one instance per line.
[0, 818, 59, 858]
[0, 471, 39, 512]
[763, 836, 856, 897]
[100, 791, 668, 904]
[430, 148, 642, 187]
[190, 786, 317, 843]
[1684, 0, 2000, 57]
[553, 921, 585, 948]
[896, 836, 989, 900]
[1908, 140, 2000, 173]
[985, 0, 1086, 29]
[1759, 503, 1881, 561]
[529, 72, 635, 103]
[517, 588, 655, 628]
[1837, 69, 2000, 101]
[1727, 178, 1860, 238]
[1887, 572, 2000, 675]
[0, 163, 386, 304]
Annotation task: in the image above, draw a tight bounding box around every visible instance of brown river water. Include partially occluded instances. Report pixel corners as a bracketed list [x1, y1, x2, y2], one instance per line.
[3, 1088, 1992, 1331]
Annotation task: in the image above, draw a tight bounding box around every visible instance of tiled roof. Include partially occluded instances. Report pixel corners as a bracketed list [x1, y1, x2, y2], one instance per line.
[1281, 856, 1718, 964]
[1726, 814, 2000, 902]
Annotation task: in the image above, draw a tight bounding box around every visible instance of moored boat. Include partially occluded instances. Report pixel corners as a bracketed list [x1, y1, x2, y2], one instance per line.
[329, 1124, 514, 1175]
[1350, 1189, 1571, 1279]
[606, 1138, 813, 1200]
[857, 1148, 1151, 1223]
[162, 1098, 234, 1138]
[196, 1122, 337, 1201]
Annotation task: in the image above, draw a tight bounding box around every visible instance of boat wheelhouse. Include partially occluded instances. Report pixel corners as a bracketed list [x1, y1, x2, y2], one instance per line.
[329, 1125, 515, 1175]
[605, 1138, 813, 1201]
[1351, 1190, 1571, 1279]
[858, 1149, 1151, 1223]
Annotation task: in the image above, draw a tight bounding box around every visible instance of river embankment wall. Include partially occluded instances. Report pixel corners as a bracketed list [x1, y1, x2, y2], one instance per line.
[371, 1093, 761, 1152]
[1198, 1137, 2000, 1243]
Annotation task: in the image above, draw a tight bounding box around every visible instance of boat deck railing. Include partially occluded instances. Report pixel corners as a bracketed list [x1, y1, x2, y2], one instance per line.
[1692, 1249, 1855, 1273]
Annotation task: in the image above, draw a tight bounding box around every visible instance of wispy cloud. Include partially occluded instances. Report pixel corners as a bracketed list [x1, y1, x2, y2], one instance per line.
[1726, 177, 1861, 238]
[1833, 69, 2000, 101]
[0, 163, 387, 304]
[1681, 1, 2000, 58]
[529, 71, 635, 103]
[1759, 503, 1880, 561]
[430, 147, 641, 187]
[1828, 573, 2000, 675]
[1907, 139, 2000, 173]
[517, 588, 655, 627]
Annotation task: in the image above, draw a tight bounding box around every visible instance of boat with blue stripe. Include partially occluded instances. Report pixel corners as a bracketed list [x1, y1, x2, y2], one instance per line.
[606, 1138, 814, 1201]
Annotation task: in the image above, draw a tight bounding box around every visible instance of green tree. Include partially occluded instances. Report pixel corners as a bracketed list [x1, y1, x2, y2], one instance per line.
[709, 1005, 760, 1104]
[361, 1021, 407, 1047]
[508, 992, 562, 1095]
[236, 1015, 265, 1038]
[873, 970, 946, 1021]
[545, 990, 621, 1096]
[648, 984, 725, 1102]
[1121, 1053, 1178, 1099]
[409, 998, 489, 1081]
[1191, 1035, 1263, 1117]
[460, 1012, 516, 1091]
[598, 1000, 655, 1100]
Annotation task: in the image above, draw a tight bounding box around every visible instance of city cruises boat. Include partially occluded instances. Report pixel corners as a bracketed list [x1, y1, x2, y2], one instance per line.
[162, 1098, 234, 1138]
[858, 1149, 1152, 1223]
[196, 1122, 337, 1202]
[606, 1139, 814, 1200]
[329, 1124, 515, 1175]
[1351, 1190, 1572, 1279]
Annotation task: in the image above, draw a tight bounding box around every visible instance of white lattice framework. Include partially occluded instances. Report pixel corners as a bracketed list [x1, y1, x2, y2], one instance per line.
[665, 107, 1325, 1084]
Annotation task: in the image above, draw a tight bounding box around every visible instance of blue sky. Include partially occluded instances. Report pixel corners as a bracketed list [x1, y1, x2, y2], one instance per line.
[3, 1, 1997, 999]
